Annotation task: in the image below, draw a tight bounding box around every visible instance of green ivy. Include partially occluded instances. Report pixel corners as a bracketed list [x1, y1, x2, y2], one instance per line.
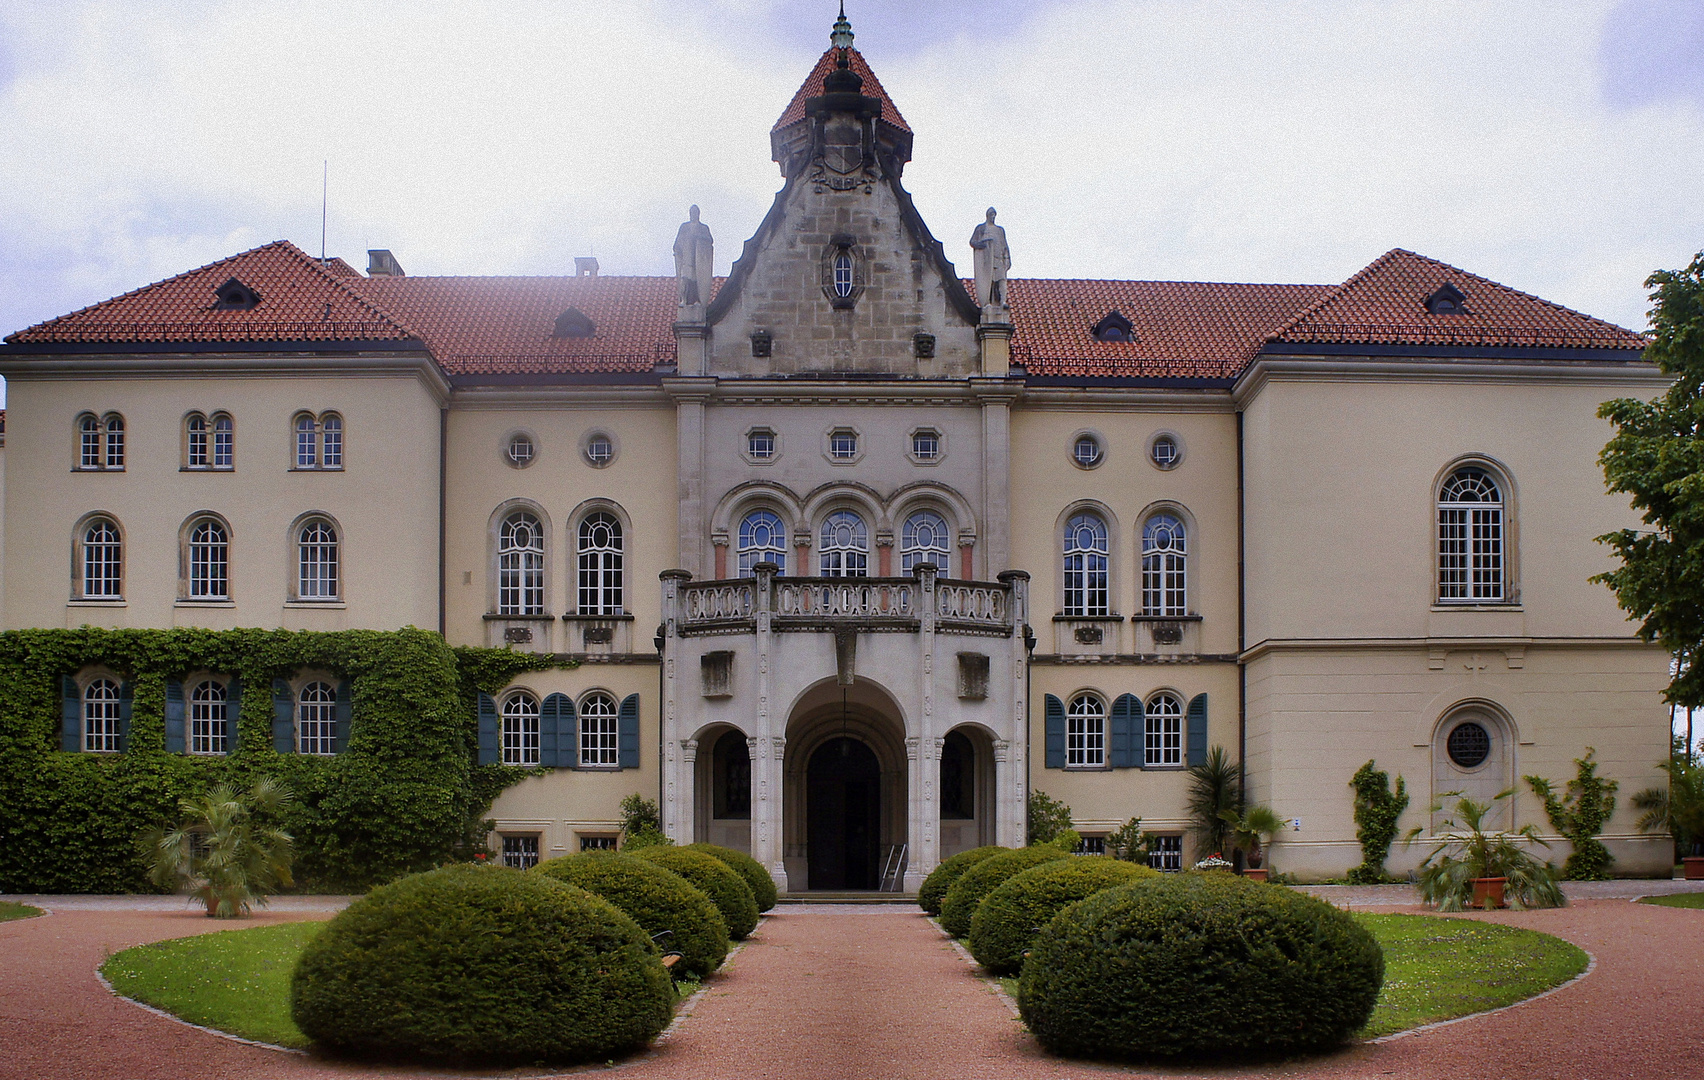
[1347, 760, 1409, 884]
[1526, 748, 1619, 880]
[0, 628, 559, 894]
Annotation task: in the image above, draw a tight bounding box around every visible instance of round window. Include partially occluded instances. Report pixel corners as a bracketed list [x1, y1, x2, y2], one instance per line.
[584, 434, 614, 467]
[1446, 721, 1492, 769]
[1150, 434, 1180, 469]
[505, 434, 535, 467]
[1073, 434, 1103, 468]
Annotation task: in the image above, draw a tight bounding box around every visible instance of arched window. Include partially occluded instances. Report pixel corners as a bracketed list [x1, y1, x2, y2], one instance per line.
[577, 512, 624, 615]
[297, 519, 339, 601]
[1141, 514, 1188, 616]
[322, 413, 343, 468]
[187, 518, 229, 600]
[190, 680, 228, 755]
[102, 414, 124, 468]
[298, 681, 337, 755]
[501, 692, 540, 766]
[212, 414, 234, 468]
[1063, 513, 1109, 616]
[579, 692, 619, 767]
[81, 517, 123, 599]
[80, 414, 102, 469]
[78, 413, 124, 470]
[186, 413, 208, 467]
[497, 512, 546, 615]
[738, 510, 787, 576]
[1144, 691, 1184, 767]
[819, 510, 868, 577]
[1438, 467, 1504, 602]
[294, 412, 343, 470]
[901, 511, 951, 574]
[833, 252, 854, 298]
[84, 678, 122, 753]
[295, 413, 317, 468]
[1067, 693, 1106, 767]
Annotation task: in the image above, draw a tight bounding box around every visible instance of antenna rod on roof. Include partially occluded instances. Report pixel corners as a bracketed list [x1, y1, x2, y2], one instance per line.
[321, 160, 328, 263]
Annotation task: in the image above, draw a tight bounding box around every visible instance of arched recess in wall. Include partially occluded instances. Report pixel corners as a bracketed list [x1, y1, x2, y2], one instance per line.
[567, 497, 634, 616]
[1429, 699, 1520, 833]
[710, 481, 805, 577]
[890, 481, 977, 577]
[1053, 499, 1120, 617]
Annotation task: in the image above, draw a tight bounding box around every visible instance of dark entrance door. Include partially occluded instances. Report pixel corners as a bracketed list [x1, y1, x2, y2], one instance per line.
[806, 736, 881, 890]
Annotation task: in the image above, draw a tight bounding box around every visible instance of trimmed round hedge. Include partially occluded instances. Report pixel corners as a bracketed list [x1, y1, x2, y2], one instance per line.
[534, 850, 729, 979]
[682, 843, 779, 912]
[290, 864, 673, 1065]
[968, 856, 1157, 974]
[1019, 873, 1385, 1060]
[939, 846, 1069, 938]
[919, 846, 1005, 916]
[636, 846, 759, 939]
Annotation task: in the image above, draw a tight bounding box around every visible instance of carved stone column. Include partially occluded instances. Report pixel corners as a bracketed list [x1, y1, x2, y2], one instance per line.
[678, 737, 699, 845]
[749, 562, 784, 886]
[659, 569, 692, 842]
[909, 562, 939, 889]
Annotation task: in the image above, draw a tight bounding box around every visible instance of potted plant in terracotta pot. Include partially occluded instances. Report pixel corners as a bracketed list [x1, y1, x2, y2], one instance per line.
[1405, 789, 1564, 911]
[1633, 752, 1704, 878]
[1220, 804, 1285, 881]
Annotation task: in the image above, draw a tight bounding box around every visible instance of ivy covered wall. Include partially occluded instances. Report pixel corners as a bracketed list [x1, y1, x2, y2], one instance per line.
[0, 627, 555, 894]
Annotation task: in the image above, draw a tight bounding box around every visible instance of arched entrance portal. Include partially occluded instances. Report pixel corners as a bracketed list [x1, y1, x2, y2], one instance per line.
[783, 678, 907, 892]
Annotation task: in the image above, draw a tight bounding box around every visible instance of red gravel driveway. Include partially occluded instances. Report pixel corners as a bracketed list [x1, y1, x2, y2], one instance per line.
[2, 897, 1701, 1079]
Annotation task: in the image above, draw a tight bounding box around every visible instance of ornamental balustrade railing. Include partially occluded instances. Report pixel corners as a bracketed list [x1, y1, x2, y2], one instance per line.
[667, 563, 1020, 637]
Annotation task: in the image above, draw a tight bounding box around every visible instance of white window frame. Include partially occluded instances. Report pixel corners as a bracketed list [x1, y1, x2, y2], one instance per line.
[77, 413, 125, 470]
[187, 518, 230, 600]
[1149, 834, 1183, 872]
[746, 427, 778, 462]
[1144, 691, 1184, 767]
[84, 677, 122, 753]
[577, 512, 624, 615]
[828, 428, 859, 461]
[501, 692, 541, 766]
[738, 510, 788, 576]
[297, 518, 340, 601]
[1066, 692, 1106, 768]
[212, 414, 234, 469]
[501, 834, 541, 869]
[832, 253, 854, 298]
[1071, 431, 1103, 469]
[901, 510, 952, 574]
[1063, 513, 1110, 616]
[1438, 467, 1505, 602]
[186, 413, 209, 468]
[293, 412, 343, 471]
[1141, 513, 1188, 616]
[579, 691, 619, 768]
[189, 679, 228, 755]
[497, 512, 546, 615]
[298, 681, 337, 755]
[80, 517, 123, 599]
[819, 510, 869, 577]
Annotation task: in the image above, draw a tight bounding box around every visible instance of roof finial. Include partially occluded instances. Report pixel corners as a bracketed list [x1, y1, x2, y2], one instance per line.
[831, 2, 854, 50]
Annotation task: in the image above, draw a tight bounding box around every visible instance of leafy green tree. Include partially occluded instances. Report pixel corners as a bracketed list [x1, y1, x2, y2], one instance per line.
[1596, 251, 1704, 706]
[1026, 789, 1074, 846]
[619, 793, 671, 850]
[1347, 759, 1410, 883]
[1185, 746, 1241, 859]
[1526, 749, 1619, 880]
[137, 777, 295, 917]
[1633, 749, 1704, 859]
[1104, 816, 1154, 863]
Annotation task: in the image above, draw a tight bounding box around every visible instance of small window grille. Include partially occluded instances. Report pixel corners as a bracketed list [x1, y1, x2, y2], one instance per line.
[1144, 692, 1184, 766]
[188, 519, 229, 600]
[1066, 693, 1106, 767]
[829, 429, 858, 460]
[580, 835, 618, 851]
[738, 511, 788, 576]
[1149, 835, 1183, 872]
[1447, 721, 1491, 768]
[579, 693, 619, 767]
[833, 253, 854, 298]
[298, 682, 337, 755]
[506, 434, 535, 467]
[501, 693, 541, 766]
[747, 429, 776, 460]
[82, 518, 122, 598]
[189, 680, 228, 755]
[1073, 434, 1102, 467]
[1150, 434, 1179, 469]
[912, 430, 940, 461]
[84, 678, 122, 752]
[501, 835, 540, 869]
[585, 435, 613, 466]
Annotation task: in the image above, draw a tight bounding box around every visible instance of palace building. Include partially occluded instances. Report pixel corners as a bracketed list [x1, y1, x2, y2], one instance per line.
[0, 13, 1672, 887]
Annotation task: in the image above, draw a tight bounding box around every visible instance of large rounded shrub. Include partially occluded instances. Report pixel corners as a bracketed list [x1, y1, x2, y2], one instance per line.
[290, 864, 673, 1065]
[635, 846, 759, 939]
[534, 850, 729, 979]
[682, 843, 779, 912]
[939, 846, 1069, 938]
[968, 856, 1157, 974]
[1019, 873, 1384, 1060]
[919, 846, 1005, 916]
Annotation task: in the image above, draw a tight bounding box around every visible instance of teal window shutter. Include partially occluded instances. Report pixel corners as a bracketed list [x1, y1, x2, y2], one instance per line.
[118, 681, 134, 752]
[271, 679, 295, 753]
[563, 694, 580, 769]
[618, 694, 641, 769]
[477, 692, 499, 765]
[1109, 693, 1139, 769]
[1186, 693, 1208, 767]
[226, 678, 242, 755]
[61, 676, 80, 752]
[165, 680, 186, 754]
[1044, 693, 1065, 769]
[540, 693, 570, 769]
[334, 681, 353, 753]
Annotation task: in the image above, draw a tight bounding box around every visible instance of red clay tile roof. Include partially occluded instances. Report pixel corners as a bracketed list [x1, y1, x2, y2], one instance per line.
[5, 241, 413, 345]
[773, 47, 911, 135]
[1272, 248, 1646, 351]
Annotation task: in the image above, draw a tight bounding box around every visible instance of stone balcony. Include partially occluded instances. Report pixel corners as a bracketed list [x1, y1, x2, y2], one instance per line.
[671, 564, 1021, 638]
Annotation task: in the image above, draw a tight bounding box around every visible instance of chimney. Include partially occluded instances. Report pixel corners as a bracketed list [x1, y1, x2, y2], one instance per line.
[575, 256, 600, 278]
[367, 249, 405, 277]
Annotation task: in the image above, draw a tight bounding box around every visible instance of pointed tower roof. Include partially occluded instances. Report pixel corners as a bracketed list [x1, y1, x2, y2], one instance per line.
[772, 46, 910, 135]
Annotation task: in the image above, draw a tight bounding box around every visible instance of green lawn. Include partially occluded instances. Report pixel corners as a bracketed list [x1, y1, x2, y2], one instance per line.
[0, 901, 42, 922]
[998, 913, 1587, 1041]
[1639, 892, 1704, 909]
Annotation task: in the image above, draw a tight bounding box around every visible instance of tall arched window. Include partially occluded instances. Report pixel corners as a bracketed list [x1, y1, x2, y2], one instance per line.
[297, 519, 339, 601]
[81, 517, 123, 599]
[738, 510, 787, 576]
[78, 413, 124, 470]
[501, 692, 540, 766]
[1438, 467, 1504, 602]
[213, 414, 234, 468]
[187, 518, 229, 600]
[321, 414, 343, 468]
[84, 678, 122, 753]
[819, 510, 868, 577]
[577, 513, 624, 614]
[901, 510, 951, 574]
[190, 680, 228, 755]
[102, 414, 124, 468]
[498, 512, 545, 615]
[295, 413, 318, 468]
[1144, 691, 1184, 767]
[1141, 513, 1188, 616]
[1063, 513, 1109, 616]
[298, 681, 337, 755]
[1067, 692, 1106, 767]
[186, 413, 209, 467]
[294, 412, 343, 470]
[579, 692, 619, 767]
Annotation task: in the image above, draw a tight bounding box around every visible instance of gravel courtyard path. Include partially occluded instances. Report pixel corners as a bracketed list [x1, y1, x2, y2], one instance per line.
[3, 892, 1703, 1079]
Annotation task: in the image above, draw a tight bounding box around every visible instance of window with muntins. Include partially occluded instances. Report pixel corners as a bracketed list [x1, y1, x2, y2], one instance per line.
[1438, 467, 1504, 602]
[190, 680, 228, 755]
[1149, 835, 1183, 871]
[322, 414, 343, 467]
[296, 413, 317, 468]
[213, 415, 233, 468]
[828, 429, 858, 460]
[297, 520, 339, 600]
[501, 692, 540, 766]
[1067, 693, 1106, 767]
[188, 519, 229, 600]
[738, 510, 787, 576]
[1144, 691, 1183, 766]
[833, 253, 854, 298]
[579, 692, 619, 767]
[298, 681, 337, 755]
[901, 511, 951, 574]
[1141, 514, 1188, 616]
[187, 414, 208, 467]
[747, 429, 776, 460]
[78, 413, 125, 470]
[498, 512, 546, 615]
[912, 430, 940, 461]
[1073, 434, 1102, 468]
[501, 835, 540, 869]
[84, 678, 122, 752]
[295, 412, 342, 469]
[577, 513, 624, 614]
[1063, 513, 1110, 616]
[819, 511, 869, 577]
[82, 518, 123, 598]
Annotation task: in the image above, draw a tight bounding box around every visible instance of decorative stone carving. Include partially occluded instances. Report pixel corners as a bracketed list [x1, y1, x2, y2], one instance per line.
[970, 207, 1010, 311]
[673, 205, 714, 311]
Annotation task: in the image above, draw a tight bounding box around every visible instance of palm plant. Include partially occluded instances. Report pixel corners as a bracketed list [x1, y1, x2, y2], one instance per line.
[1633, 755, 1704, 858]
[137, 778, 295, 918]
[1219, 804, 1286, 869]
[1405, 789, 1563, 911]
[1186, 746, 1241, 859]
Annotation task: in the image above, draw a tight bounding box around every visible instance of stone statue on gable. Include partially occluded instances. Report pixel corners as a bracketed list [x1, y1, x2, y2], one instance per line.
[970, 207, 1010, 312]
[674, 205, 715, 311]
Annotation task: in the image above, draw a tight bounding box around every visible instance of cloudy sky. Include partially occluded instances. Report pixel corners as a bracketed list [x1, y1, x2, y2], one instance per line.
[1, 0, 1700, 368]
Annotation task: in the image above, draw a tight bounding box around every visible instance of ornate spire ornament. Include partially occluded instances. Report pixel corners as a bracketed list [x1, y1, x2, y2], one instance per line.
[830, 2, 855, 50]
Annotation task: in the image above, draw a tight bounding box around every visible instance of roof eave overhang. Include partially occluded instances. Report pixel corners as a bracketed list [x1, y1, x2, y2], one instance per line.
[1234, 348, 1666, 407]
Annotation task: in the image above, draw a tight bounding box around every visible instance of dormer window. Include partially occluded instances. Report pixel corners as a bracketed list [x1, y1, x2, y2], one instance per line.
[1425, 283, 1468, 315]
[553, 308, 596, 338]
[1092, 310, 1134, 342]
[212, 278, 260, 311]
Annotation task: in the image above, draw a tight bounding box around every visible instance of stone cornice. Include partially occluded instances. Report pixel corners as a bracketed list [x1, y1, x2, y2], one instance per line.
[0, 350, 452, 403]
[1240, 634, 1657, 663]
[1232, 354, 1669, 406]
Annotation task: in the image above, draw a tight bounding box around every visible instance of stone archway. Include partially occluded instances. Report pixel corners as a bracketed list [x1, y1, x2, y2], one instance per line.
[939, 724, 997, 858]
[692, 723, 752, 852]
[783, 678, 908, 891]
